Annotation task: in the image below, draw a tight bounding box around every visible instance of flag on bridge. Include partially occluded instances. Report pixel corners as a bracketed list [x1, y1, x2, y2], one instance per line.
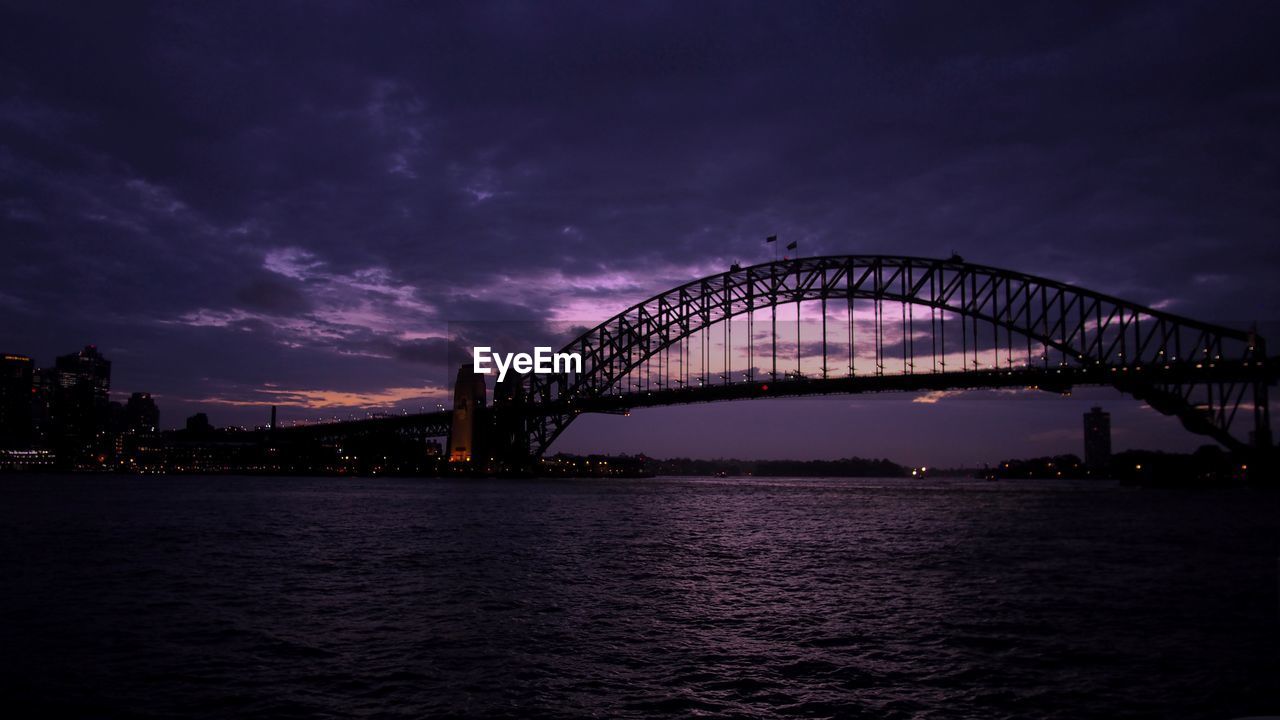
[765, 235, 777, 243]
[785, 241, 798, 251]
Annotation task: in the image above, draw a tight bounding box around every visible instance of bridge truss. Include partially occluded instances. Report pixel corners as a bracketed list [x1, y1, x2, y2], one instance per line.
[512, 255, 1273, 457]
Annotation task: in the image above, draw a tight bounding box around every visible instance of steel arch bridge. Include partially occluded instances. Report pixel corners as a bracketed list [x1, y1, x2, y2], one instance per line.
[291, 255, 1276, 462]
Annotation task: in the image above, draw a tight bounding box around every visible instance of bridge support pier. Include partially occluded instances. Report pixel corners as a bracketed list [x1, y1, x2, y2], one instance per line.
[447, 364, 487, 463]
[445, 365, 538, 474]
[1252, 377, 1272, 450]
[491, 376, 534, 473]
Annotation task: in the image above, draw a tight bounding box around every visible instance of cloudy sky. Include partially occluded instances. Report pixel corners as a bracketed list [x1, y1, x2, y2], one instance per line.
[2, 1, 1277, 465]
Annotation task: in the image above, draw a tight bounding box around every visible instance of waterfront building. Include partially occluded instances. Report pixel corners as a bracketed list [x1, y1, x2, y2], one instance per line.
[0, 353, 34, 448]
[50, 345, 113, 465]
[1084, 406, 1112, 474]
[125, 392, 160, 434]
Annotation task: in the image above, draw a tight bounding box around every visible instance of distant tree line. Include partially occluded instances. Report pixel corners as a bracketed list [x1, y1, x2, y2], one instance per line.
[1109, 446, 1251, 486]
[985, 454, 1088, 479]
[984, 445, 1255, 485]
[648, 456, 907, 477]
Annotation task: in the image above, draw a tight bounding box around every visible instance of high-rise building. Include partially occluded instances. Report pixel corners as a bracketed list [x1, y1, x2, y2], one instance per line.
[0, 354, 34, 449]
[51, 345, 112, 459]
[448, 364, 487, 462]
[125, 392, 160, 433]
[1083, 406, 1111, 474]
[30, 367, 56, 446]
[55, 345, 111, 397]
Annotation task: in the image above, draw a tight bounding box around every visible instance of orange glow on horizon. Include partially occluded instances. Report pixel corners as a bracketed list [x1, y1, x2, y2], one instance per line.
[194, 385, 448, 410]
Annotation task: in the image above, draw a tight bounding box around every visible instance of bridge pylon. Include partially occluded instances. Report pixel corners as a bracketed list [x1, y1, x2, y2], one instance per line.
[491, 375, 534, 470]
[447, 364, 487, 463]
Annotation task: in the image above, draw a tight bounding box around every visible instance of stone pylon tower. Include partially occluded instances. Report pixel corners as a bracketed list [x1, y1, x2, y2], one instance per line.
[447, 364, 487, 462]
[492, 374, 530, 464]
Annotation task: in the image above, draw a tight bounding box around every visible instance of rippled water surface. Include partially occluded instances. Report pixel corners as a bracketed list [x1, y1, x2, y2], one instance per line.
[1, 475, 1277, 718]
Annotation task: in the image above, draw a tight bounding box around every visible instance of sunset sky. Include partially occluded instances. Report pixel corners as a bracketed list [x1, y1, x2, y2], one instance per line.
[2, 2, 1277, 465]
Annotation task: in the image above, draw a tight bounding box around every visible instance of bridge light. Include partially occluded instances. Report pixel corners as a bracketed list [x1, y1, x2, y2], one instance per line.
[761, 384, 769, 391]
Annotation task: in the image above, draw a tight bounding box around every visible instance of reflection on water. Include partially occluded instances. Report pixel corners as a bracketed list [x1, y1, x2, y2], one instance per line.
[0, 475, 1276, 718]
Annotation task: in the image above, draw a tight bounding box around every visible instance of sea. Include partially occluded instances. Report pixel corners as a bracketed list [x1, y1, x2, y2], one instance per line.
[1, 474, 1277, 719]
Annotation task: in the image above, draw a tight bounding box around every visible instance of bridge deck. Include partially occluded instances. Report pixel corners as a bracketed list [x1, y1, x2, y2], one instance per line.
[282, 359, 1273, 438]
[539, 362, 1273, 416]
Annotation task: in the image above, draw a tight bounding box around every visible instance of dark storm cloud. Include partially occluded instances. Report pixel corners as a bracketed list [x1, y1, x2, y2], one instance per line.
[234, 276, 312, 315]
[1, 1, 1277, 458]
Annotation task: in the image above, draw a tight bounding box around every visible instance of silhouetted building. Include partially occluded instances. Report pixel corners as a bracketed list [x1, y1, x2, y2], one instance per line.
[108, 400, 126, 433]
[1084, 406, 1111, 473]
[447, 364, 486, 462]
[1, 354, 34, 448]
[55, 345, 111, 397]
[186, 412, 212, 434]
[125, 392, 160, 433]
[30, 367, 56, 446]
[51, 345, 113, 465]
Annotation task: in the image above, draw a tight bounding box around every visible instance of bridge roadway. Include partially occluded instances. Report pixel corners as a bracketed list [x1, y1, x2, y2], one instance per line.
[279, 358, 1275, 442]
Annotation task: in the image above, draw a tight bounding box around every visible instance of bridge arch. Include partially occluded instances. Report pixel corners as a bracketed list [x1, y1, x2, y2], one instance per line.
[513, 255, 1272, 456]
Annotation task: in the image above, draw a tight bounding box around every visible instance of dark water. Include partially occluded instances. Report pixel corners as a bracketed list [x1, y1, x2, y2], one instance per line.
[1, 475, 1277, 719]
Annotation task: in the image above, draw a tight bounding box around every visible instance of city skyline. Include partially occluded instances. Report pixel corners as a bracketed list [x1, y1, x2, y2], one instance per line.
[3, 2, 1278, 465]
